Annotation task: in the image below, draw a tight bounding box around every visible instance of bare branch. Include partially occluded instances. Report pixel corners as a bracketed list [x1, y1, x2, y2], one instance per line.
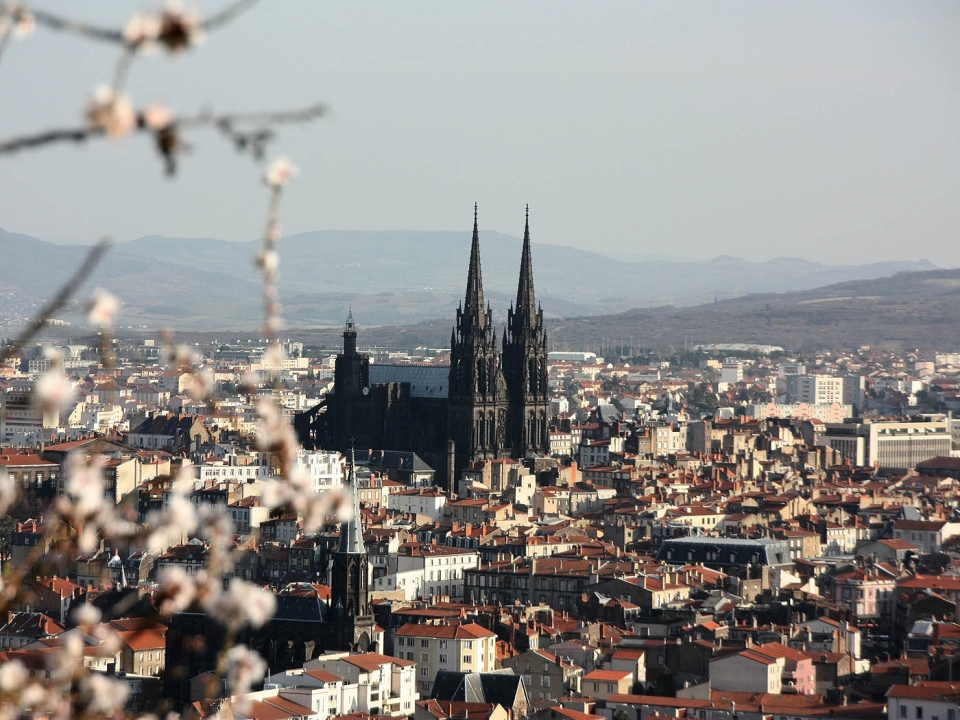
[30, 7, 124, 44]
[29, 0, 259, 47]
[0, 102, 326, 157]
[0, 19, 13, 67]
[0, 239, 110, 364]
[201, 0, 259, 32]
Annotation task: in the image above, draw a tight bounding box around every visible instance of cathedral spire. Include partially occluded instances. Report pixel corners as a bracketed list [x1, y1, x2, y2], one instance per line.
[463, 203, 486, 327]
[337, 447, 366, 554]
[515, 204, 537, 325]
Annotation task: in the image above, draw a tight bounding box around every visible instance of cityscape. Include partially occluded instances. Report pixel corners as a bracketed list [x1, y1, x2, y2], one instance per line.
[1, 2, 960, 720]
[3, 208, 960, 719]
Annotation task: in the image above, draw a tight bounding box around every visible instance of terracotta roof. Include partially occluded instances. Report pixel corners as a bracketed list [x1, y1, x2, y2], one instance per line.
[343, 651, 416, 671]
[395, 622, 495, 640]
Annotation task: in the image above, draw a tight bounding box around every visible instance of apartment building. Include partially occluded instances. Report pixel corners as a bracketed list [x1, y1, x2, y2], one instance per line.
[393, 623, 497, 697]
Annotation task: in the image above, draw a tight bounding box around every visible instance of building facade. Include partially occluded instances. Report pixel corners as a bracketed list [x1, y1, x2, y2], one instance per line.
[296, 206, 550, 487]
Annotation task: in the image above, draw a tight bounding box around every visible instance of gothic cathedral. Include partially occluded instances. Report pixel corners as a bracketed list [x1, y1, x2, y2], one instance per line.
[448, 205, 549, 477]
[295, 204, 550, 489]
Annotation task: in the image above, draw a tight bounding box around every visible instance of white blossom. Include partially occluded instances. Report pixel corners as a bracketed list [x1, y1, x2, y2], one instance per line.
[157, 566, 197, 616]
[205, 580, 275, 632]
[71, 603, 102, 626]
[1, 4, 35, 39]
[82, 673, 130, 716]
[18, 683, 46, 710]
[0, 660, 27, 693]
[264, 157, 298, 188]
[257, 249, 279, 273]
[122, 11, 161, 50]
[34, 370, 76, 414]
[86, 86, 137, 138]
[88, 288, 120, 327]
[225, 644, 266, 699]
[143, 103, 174, 130]
[65, 453, 106, 518]
[0, 474, 16, 517]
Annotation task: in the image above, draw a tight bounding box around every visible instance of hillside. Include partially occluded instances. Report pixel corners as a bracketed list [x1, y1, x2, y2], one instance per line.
[317, 268, 960, 353]
[0, 226, 941, 335]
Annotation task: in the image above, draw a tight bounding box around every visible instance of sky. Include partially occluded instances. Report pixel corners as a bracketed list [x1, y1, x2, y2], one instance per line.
[0, 1, 959, 265]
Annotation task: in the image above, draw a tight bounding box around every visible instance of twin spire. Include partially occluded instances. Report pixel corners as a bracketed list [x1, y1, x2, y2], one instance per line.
[464, 204, 538, 327]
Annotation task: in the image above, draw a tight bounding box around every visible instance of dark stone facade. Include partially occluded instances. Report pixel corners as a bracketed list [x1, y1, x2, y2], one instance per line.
[295, 206, 550, 488]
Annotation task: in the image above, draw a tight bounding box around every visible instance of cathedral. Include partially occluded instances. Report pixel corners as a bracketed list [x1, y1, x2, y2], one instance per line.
[295, 206, 550, 488]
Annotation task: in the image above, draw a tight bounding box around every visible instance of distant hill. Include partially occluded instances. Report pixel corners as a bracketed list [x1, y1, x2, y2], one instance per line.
[0, 226, 940, 334]
[288, 268, 960, 353]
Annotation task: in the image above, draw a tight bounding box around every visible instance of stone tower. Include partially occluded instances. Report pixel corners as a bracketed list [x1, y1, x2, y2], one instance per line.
[503, 205, 549, 458]
[448, 205, 511, 479]
[332, 308, 369, 450]
[330, 450, 376, 652]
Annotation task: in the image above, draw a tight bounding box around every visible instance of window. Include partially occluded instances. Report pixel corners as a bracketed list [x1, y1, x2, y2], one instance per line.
[463, 655, 472, 664]
[420, 667, 427, 677]
[464, 641, 473, 649]
[421, 639, 429, 648]
[917, 708, 924, 719]
[439, 655, 447, 664]
[947, 710, 955, 720]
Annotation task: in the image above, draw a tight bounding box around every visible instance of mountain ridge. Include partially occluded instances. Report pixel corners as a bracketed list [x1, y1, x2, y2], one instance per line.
[0, 226, 942, 335]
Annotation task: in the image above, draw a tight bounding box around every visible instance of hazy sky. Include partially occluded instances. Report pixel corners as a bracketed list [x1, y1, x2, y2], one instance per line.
[1, 1, 958, 265]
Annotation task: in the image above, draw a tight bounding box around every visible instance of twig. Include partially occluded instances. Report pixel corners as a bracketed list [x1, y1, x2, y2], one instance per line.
[0, 103, 326, 157]
[0, 18, 12, 67]
[29, 0, 259, 46]
[112, 46, 136, 95]
[202, 0, 259, 32]
[0, 239, 110, 364]
[29, 7, 123, 44]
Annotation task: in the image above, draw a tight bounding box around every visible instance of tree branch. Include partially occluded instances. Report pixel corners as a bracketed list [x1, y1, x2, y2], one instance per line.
[29, 7, 123, 44]
[29, 0, 259, 46]
[0, 103, 326, 157]
[201, 0, 259, 32]
[0, 239, 110, 364]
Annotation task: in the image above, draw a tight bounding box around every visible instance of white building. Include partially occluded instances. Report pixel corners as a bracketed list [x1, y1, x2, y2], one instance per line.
[260, 651, 418, 718]
[387, 489, 447, 522]
[720, 361, 744, 385]
[393, 622, 497, 697]
[0, 387, 63, 444]
[294, 449, 345, 493]
[784, 374, 844, 405]
[373, 543, 479, 601]
[887, 682, 960, 720]
[710, 650, 782, 694]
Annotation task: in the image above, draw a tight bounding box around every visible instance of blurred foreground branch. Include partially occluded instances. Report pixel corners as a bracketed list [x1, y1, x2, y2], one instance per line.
[0, 238, 109, 364]
[0, 103, 325, 172]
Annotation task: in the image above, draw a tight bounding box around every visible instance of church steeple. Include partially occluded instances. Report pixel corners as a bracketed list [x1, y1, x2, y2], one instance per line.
[503, 205, 549, 459]
[448, 204, 510, 483]
[462, 202, 487, 333]
[514, 204, 539, 330]
[337, 448, 365, 555]
[330, 447, 375, 652]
